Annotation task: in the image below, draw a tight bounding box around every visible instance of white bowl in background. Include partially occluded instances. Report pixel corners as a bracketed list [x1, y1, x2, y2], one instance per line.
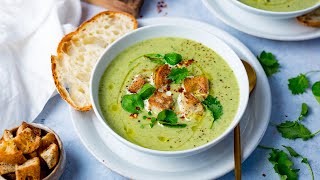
[230, 0, 320, 19]
[90, 25, 249, 157]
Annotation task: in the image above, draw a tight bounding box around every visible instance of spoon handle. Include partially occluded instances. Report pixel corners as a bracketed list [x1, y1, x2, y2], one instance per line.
[234, 124, 242, 180]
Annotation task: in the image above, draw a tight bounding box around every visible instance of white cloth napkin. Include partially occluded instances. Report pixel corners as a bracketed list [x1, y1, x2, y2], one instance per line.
[0, 0, 81, 132]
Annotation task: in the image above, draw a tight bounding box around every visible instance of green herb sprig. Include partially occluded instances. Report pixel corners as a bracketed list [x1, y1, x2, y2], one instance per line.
[121, 84, 155, 114]
[276, 103, 320, 140]
[144, 52, 183, 65]
[257, 51, 280, 77]
[167, 67, 189, 83]
[149, 110, 187, 128]
[202, 95, 223, 129]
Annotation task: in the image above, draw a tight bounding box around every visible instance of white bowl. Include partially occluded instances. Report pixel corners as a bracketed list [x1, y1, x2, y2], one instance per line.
[230, 0, 320, 19]
[90, 25, 249, 157]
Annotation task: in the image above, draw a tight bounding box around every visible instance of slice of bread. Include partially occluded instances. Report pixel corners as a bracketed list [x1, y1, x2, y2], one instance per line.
[297, 8, 320, 27]
[51, 11, 138, 111]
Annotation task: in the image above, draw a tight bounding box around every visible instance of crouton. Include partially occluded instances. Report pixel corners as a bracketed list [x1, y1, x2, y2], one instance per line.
[148, 91, 174, 113]
[0, 162, 15, 175]
[154, 64, 171, 88]
[14, 128, 41, 154]
[2, 130, 14, 141]
[15, 157, 40, 180]
[40, 144, 59, 169]
[39, 133, 58, 153]
[128, 76, 146, 93]
[184, 76, 209, 100]
[0, 140, 26, 164]
[179, 92, 204, 119]
[17, 122, 41, 137]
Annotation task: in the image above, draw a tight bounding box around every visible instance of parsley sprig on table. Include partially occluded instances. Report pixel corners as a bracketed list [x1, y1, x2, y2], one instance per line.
[259, 145, 314, 180]
[288, 71, 320, 103]
[259, 145, 299, 180]
[257, 51, 280, 77]
[276, 103, 320, 140]
[282, 146, 314, 180]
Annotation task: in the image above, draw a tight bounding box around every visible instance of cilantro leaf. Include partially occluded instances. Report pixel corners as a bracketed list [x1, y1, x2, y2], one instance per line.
[121, 94, 144, 114]
[257, 51, 280, 77]
[298, 103, 308, 121]
[312, 81, 320, 104]
[288, 74, 309, 95]
[164, 52, 182, 65]
[283, 145, 315, 180]
[138, 84, 156, 100]
[268, 148, 299, 180]
[150, 110, 187, 128]
[159, 122, 187, 128]
[276, 121, 313, 140]
[157, 109, 178, 124]
[144, 53, 165, 64]
[202, 95, 223, 128]
[168, 67, 189, 83]
[282, 145, 300, 157]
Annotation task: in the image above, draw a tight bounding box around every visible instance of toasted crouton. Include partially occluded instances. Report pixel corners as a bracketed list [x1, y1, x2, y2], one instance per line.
[39, 133, 58, 153]
[14, 128, 41, 154]
[179, 92, 204, 119]
[297, 8, 320, 27]
[0, 140, 26, 164]
[154, 64, 171, 88]
[27, 151, 38, 159]
[15, 157, 40, 180]
[184, 76, 209, 100]
[0, 162, 15, 175]
[40, 144, 59, 169]
[17, 122, 41, 137]
[148, 91, 174, 113]
[2, 130, 14, 141]
[128, 76, 146, 93]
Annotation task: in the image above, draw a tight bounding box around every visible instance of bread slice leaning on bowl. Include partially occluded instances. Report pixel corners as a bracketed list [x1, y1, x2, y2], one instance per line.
[51, 11, 138, 111]
[297, 8, 320, 27]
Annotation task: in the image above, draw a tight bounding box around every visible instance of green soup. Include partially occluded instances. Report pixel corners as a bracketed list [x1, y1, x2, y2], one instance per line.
[239, 0, 319, 12]
[98, 38, 239, 151]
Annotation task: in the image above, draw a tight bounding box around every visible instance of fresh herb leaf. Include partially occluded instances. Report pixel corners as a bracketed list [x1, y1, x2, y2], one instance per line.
[288, 74, 309, 95]
[257, 51, 280, 77]
[283, 145, 315, 180]
[157, 109, 178, 124]
[268, 148, 299, 180]
[298, 103, 308, 121]
[312, 81, 320, 104]
[150, 110, 187, 128]
[276, 121, 313, 140]
[150, 117, 157, 128]
[138, 84, 156, 100]
[282, 145, 300, 157]
[159, 122, 187, 128]
[144, 53, 165, 64]
[148, 111, 152, 115]
[168, 67, 189, 83]
[164, 52, 182, 65]
[202, 95, 223, 128]
[121, 94, 144, 114]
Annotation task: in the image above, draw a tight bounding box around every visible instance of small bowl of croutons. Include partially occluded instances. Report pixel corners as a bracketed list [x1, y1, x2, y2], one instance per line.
[0, 122, 65, 180]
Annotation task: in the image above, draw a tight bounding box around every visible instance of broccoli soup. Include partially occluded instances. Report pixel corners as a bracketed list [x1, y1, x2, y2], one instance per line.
[239, 0, 320, 12]
[98, 37, 239, 151]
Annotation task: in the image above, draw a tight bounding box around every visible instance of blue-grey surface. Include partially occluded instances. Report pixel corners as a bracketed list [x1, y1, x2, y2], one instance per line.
[34, 0, 320, 179]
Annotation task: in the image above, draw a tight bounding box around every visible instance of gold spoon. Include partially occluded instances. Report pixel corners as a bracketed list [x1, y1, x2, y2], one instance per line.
[234, 60, 257, 180]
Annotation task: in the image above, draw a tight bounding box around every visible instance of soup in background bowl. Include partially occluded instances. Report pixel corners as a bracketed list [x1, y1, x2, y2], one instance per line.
[230, 0, 320, 19]
[90, 25, 249, 157]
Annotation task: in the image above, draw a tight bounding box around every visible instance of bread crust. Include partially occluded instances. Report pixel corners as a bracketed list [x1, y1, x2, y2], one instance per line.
[51, 11, 138, 111]
[296, 8, 320, 27]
